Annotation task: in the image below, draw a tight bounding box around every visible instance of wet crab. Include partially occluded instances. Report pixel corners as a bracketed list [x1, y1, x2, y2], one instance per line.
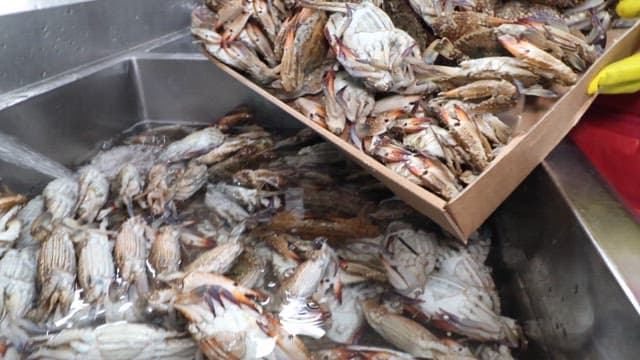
[30, 225, 77, 322]
[362, 298, 477, 359]
[175, 276, 311, 359]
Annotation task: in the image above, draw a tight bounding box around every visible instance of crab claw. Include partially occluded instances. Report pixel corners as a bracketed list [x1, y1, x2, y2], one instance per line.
[498, 34, 577, 86]
[322, 70, 348, 134]
[291, 97, 327, 128]
[453, 104, 471, 123]
[285, 247, 304, 262]
[370, 139, 411, 163]
[438, 104, 454, 124]
[405, 155, 462, 200]
[404, 155, 431, 178]
[216, 110, 254, 128]
[325, 69, 337, 98]
[365, 110, 407, 137]
[203, 286, 225, 316]
[257, 313, 312, 359]
[203, 284, 261, 315]
[221, 10, 251, 43]
[431, 310, 522, 348]
[0, 194, 27, 212]
[361, 136, 376, 155]
[391, 117, 434, 134]
[180, 232, 217, 248]
[262, 232, 303, 261]
[182, 272, 269, 304]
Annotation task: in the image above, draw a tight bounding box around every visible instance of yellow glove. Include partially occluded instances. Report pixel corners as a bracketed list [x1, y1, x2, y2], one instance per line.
[617, 0, 640, 18]
[587, 0, 640, 95]
[588, 53, 640, 95]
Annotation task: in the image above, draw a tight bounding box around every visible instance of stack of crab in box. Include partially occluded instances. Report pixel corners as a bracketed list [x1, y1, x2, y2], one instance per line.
[0, 110, 521, 359]
[192, 0, 619, 200]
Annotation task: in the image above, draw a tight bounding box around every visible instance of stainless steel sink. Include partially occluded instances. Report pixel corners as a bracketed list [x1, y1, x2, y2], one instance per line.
[494, 162, 640, 359]
[1, 0, 639, 354]
[1, 48, 639, 358]
[0, 52, 295, 193]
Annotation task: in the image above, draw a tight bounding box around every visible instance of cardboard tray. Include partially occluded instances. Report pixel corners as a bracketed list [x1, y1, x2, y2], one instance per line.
[204, 22, 640, 241]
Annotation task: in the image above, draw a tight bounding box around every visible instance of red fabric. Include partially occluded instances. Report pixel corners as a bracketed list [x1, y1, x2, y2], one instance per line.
[569, 93, 640, 220]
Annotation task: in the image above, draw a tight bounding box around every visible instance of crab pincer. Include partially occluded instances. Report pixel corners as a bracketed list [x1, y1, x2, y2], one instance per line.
[175, 274, 309, 359]
[439, 102, 492, 172]
[203, 284, 261, 316]
[498, 34, 577, 86]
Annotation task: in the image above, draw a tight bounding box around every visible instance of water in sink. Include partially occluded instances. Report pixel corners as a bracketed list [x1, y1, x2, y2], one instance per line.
[0, 132, 73, 180]
[0, 112, 524, 359]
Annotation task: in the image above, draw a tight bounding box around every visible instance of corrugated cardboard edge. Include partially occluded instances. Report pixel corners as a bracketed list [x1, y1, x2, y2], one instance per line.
[203, 51, 467, 239]
[446, 23, 640, 238]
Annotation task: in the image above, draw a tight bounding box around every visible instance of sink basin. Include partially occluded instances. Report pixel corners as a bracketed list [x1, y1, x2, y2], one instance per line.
[1, 52, 638, 359]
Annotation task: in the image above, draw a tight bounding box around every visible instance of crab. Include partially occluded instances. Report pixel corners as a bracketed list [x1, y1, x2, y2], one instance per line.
[406, 0, 478, 29]
[371, 139, 463, 200]
[380, 222, 439, 298]
[437, 101, 492, 172]
[192, 7, 280, 85]
[301, 0, 424, 94]
[438, 79, 520, 114]
[362, 298, 477, 359]
[174, 278, 310, 359]
[274, 8, 330, 95]
[498, 33, 577, 86]
[412, 274, 523, 347]
[413, 6, 598, 84]
[453, 20, 596, 79]
[323, 70, 375, 135]
[204, 0, 287, 43]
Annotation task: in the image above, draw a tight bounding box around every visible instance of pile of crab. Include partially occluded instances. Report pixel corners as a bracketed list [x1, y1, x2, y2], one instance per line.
[191, 0, 622, 200]
[0, 109, 522, 359]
